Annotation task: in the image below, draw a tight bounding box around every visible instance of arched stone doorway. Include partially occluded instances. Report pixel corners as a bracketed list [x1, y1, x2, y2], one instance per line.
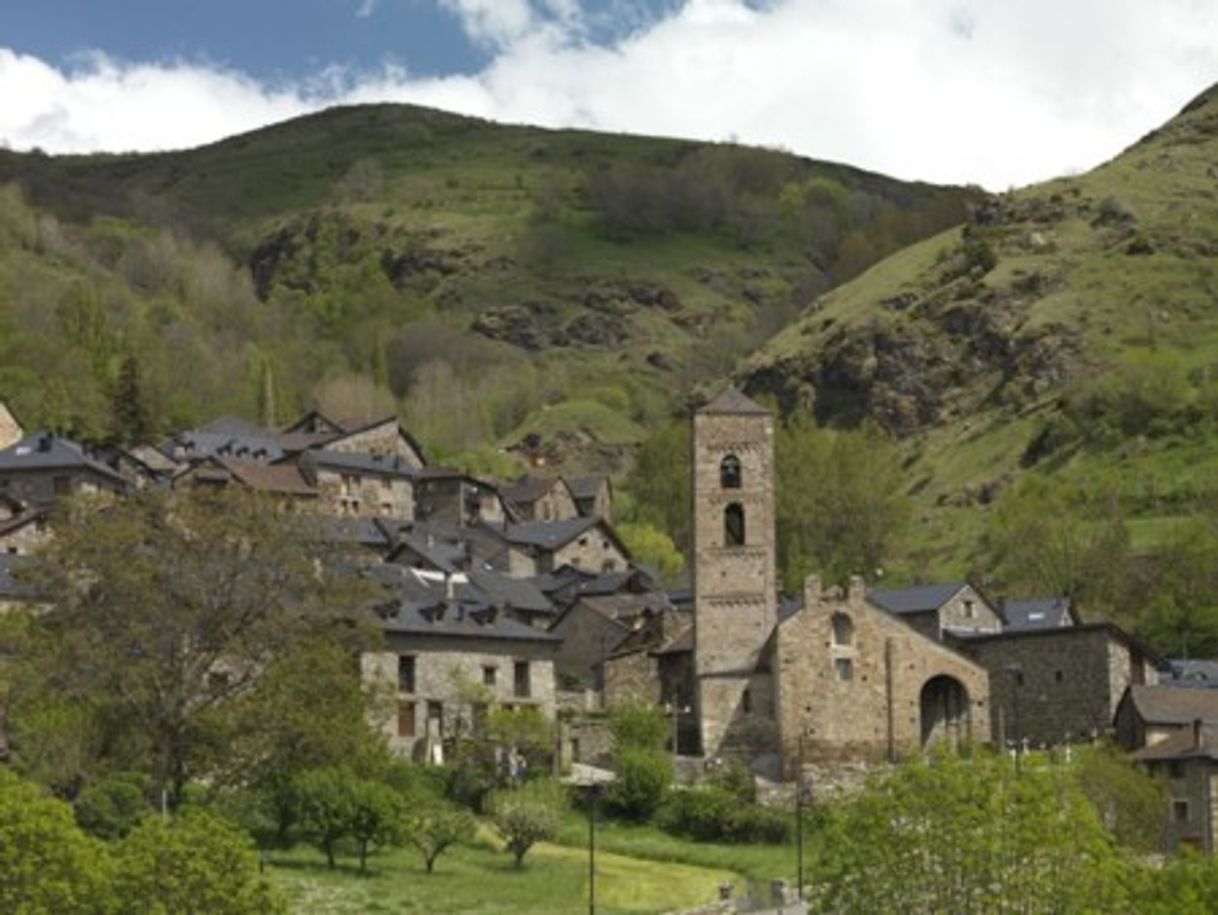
[920, 675, 970, 748]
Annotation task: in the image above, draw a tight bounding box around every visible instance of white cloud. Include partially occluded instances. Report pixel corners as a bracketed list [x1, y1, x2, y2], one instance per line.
[2, 0, 1218, 188]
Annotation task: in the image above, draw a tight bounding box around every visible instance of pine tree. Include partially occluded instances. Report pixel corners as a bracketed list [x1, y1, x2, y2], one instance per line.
[110, 354, 149, 446]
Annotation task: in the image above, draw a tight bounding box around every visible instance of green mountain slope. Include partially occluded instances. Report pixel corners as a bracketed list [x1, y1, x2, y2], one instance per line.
[737, 83, 1218, 580]
[0, 104, 969, 470]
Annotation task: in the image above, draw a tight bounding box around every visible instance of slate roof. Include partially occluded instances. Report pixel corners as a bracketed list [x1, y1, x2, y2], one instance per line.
[698, 388, 769, 416]
[502, 474, 560, 506]
[373, 567, 558, 642]
[1130, 725, 1218, 763]
[500, 517, 602, 550]
[187, 458, 317, 497]
[566, 476, 608, 501]
[0, 433, 126, 484]
[1165, 660, 1218, 689]
[1124, 684, 1218, 725]
[867, 583, 967, 616]
[1001, 597, 1074, 631]
[654, 626, 693, 655]
[300, 449, 420, 478]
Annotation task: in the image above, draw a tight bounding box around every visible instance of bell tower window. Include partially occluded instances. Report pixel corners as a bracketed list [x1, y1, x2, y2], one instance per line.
[720, 454, 742, 489]
[724, 502, 745, 546]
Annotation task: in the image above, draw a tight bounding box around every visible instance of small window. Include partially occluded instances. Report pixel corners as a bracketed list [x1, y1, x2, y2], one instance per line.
[724, 503, 745, 547]
[742, 688, 752, 714]
[602, 560, 617, 572]
[427, 700, 443, 720]
[514, 661, 531, 698]
[720, 454, 742, 489]
[832, 613, 854, 647]
[1169, 760, 1185, 779]
[53, 476, 71, 496]
[483, 666, 497, 687]
[398, 655, 416, 693]
[1054, 670, 1063, 683]
[1173, 800, 1190, 823]
[963, 599, 976, 619]
[578, 536, 588, 547]
[397, 701, 416, 738]
[835, 658, 854, 682]
[1015, 671, 1025, 687]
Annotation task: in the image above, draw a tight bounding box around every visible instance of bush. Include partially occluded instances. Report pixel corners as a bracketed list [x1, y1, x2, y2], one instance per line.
[606, 747, 672, 821]
[609, 703, 668, 751]
[114, 809, 285, 914]
[406, 802, 477, 874]
[295, 766, 404, 872]
[74, 771, 152, 840]
[656, 787, 791, 844]
[0, 770, 113, 915]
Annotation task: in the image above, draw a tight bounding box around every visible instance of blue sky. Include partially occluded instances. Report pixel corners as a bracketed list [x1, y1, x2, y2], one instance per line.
[2, 1, 1218, 188]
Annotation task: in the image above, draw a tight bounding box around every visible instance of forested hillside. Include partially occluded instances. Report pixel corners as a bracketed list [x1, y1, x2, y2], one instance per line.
[0, 104, 969, 471]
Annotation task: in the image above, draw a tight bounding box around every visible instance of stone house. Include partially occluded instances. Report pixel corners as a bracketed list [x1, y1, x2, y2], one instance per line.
[318, 416, 427, 468]
[551, 589, 674, 688]
[1131, 721, 1218, 853]
[1115, 684, 1218, 751]
[1000, 597, 1077, 631]
[868, 582, 1003, 640]
[1164, 660, 1218, 689]
[0, 552, 38, 614]
[0, 433, 128, 508]
[776, 575, 991, 773]
[172, 456, 319, 506]
[960, 624, 1161, 749]
[494, 517, 631, 577]
[362, 573, 559, 761]
[413, 469, 509, 527]
[297, 450, 415, 519]
[0, 401, 23, 451]
[502, 475, 579, 522]
[566, 475, 613, 522]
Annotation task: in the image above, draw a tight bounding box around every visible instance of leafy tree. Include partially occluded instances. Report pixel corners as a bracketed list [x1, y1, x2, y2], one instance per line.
[0, 770, 113, 915]
[605, 746, 672, 821]
[347, 777, 406, 874]
[295, 767, 357, 869]
[218, 638, 390, 847]
[16, 488, 377, 806]
[776, 414, 910, 588]
[609, 703, 668, 751]
[1073, 742, 1165, 854]
[616, 522, 685, 585]
[806, 751, 1132, 913]
[113, 809, 285, 914]
[623, 421, 691, 553]
[490, 779, 564, 868]
[74, 771, 152, 840]
[405, 802, 476, 874]
[1136, 515, 1218, 657]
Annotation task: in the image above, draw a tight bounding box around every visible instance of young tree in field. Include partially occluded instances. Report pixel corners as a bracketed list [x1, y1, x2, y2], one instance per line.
[490, 779, 564, 868]
[14, 488, 378, 806]
[295, 766, 405, 873]
[406, 802, 476, 874]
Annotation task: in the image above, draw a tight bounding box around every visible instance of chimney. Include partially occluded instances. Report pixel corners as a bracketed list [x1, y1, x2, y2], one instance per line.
[848, 574, 867, 603]
[37, 433, 52, 453]
[803, 574, 821, 609]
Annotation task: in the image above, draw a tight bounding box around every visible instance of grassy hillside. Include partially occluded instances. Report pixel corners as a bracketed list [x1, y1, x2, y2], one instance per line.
[738, 82, 1218, 586]
[0, 104, 969, 472]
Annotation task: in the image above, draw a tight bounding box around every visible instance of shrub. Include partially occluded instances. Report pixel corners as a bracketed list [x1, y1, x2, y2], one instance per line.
[609, 703, 668, 751]
[294, 766, 404, 872]
[606, 747, 672, 821]
[0, 770, 113, 915]
[75, 771, 152, 840]
[114, 809, 285, 914]
[656, 786, 791, 844]
[657, 789, 789, 843]
[406, 802, 477, 873]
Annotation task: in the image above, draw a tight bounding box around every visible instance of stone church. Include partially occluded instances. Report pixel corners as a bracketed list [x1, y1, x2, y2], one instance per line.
[690, 389, 992, 776]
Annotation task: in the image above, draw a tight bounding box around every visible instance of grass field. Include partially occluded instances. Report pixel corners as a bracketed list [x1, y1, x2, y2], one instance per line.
[269, 827, 750, 914]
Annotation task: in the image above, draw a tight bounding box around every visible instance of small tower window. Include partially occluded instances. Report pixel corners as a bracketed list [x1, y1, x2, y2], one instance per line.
[724, 502, 745, 546]
[720, 454, 742, 489]
[832, 613, 854, 647]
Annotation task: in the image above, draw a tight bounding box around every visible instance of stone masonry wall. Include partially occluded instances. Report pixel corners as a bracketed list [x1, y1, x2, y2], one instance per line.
[329, 420, 424, 468]
[314, 467, 414, 519]
[775, 576, 990, 776]
[552, 531, 628, 574]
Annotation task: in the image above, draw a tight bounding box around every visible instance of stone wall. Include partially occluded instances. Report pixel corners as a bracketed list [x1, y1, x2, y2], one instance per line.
[937, 585, 1003, 636]
[363, 634, 557, 759]
[775, 576, 990, 775]
[314, 467, 414, 519]
[0, 516, 49, 555]
[530, 485, 579, 522]
[0, 403, 21, 451]
[692, 403, 778, 760]
[959, 626, 1157, 748]
[551, 602, 626, 687]
[552, 528, 629, 574]
[1143, 756, 1218, 853]
[0, 469, 123, 509]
